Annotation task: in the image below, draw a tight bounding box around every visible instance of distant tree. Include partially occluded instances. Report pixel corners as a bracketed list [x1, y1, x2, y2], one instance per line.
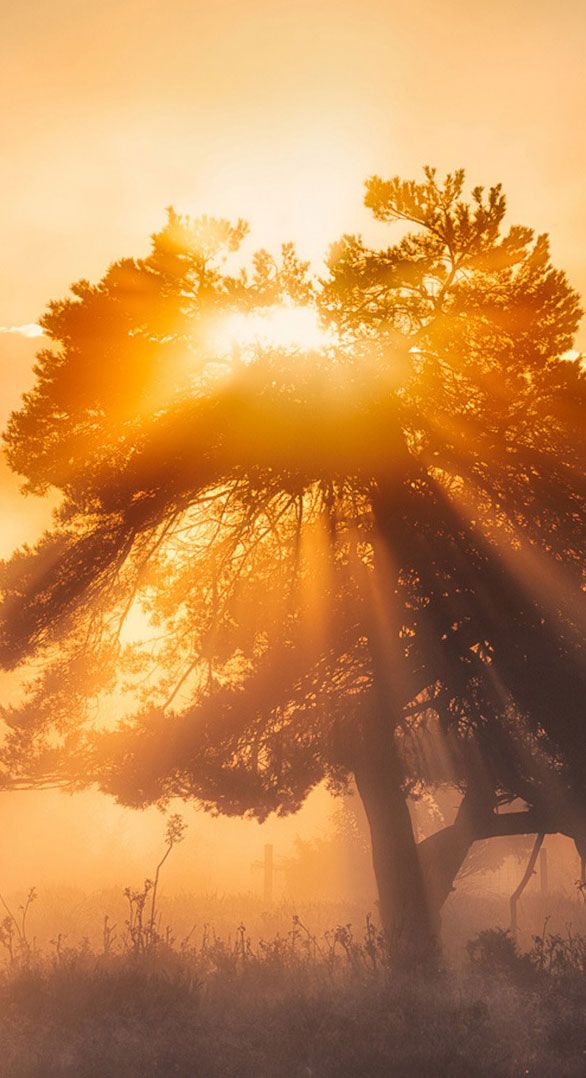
[1, 171, 584, 963]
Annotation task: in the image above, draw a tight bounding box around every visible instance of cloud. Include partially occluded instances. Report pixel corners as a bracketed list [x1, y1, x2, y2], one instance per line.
[0, 323, 44, 338]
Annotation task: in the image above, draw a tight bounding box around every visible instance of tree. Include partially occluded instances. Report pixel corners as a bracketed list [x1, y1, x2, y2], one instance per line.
[1, 171, 584, 962]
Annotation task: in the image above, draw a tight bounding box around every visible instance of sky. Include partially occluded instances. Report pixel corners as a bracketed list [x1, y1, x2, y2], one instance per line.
[0, 0, 585, 895]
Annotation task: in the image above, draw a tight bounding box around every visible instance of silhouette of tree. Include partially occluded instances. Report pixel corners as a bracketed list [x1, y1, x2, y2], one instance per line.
[1, 172, 584, 962]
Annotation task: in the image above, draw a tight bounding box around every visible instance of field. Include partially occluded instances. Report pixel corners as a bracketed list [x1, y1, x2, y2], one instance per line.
[1, 885, 586, 1076]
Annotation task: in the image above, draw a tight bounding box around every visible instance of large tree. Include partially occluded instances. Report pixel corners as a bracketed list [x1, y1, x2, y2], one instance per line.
[1, 171, 584, 961]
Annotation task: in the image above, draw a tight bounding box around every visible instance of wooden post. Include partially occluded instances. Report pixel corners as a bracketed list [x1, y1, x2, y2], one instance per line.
[263, 843, 274, 905]
[539, 847, 548, 894]
[252, 844, 282, 904]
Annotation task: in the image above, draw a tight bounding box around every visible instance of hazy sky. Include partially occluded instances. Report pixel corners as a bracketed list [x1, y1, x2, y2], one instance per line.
[1, 0, 585, 895]
[2, 0, 586, 329]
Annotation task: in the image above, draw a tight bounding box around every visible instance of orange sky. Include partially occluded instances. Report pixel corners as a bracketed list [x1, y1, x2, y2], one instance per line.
[2, 0, 586, 331]
[1, 0, 585, 897]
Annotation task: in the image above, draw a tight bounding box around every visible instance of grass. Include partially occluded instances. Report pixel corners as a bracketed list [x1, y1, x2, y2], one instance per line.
[1, 909, 586, 1076]
[2, 821, 585, 1075]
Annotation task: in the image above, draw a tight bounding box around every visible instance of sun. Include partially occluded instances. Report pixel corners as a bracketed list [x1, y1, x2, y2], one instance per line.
[206, 304, 334, 358]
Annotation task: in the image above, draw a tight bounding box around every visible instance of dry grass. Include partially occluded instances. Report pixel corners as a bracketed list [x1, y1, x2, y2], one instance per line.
[2, 828, 585, 1077]
[1, 897, 586, 1077]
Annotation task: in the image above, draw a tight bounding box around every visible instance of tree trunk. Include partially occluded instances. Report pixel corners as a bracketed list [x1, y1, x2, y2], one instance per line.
[418, 797, 564, 928]
[348, 487, 439, 964]
[416, 784, 499, 915]
[353, 719, 438, 965]
[417, 821, 474, 915]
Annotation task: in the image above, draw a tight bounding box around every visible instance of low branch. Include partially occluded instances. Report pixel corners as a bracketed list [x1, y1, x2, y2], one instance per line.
[417, 804, 561, 916]
[475, 811, 556, 840]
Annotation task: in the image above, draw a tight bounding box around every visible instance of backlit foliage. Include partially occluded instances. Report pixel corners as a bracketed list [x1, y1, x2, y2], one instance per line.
[0, 170, 584, 848]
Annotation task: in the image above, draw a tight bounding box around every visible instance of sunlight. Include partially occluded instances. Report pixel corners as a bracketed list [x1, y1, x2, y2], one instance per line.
[207, 304, 334, 358]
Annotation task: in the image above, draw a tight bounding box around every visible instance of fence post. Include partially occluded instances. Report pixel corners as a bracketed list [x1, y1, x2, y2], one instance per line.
[539, 848, 548, 894]
[252, 843, 281, 905]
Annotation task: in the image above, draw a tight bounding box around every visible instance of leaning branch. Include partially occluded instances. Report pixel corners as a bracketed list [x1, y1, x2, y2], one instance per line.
[510, 833, 545, 934]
